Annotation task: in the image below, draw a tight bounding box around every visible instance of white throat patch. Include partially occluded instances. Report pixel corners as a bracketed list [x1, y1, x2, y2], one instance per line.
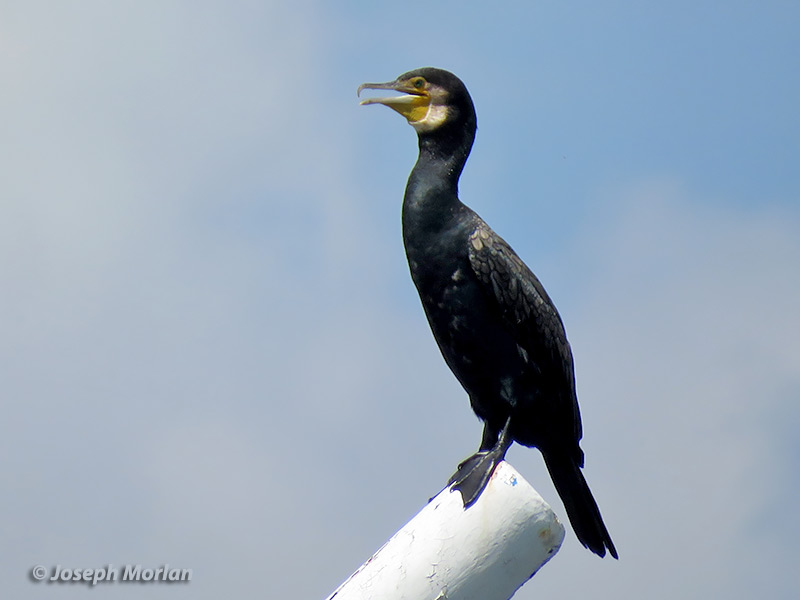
[410, 103, 450, 133]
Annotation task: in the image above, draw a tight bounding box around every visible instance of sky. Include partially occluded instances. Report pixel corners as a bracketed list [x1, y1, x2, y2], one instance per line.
[1, 1, 799, 598]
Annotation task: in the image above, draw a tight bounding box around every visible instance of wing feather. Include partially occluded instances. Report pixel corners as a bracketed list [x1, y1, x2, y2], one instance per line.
[468, 222, 582, 441]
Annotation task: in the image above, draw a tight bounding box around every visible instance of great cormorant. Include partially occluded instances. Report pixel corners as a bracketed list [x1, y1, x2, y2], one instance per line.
[358, 67, 617, 559]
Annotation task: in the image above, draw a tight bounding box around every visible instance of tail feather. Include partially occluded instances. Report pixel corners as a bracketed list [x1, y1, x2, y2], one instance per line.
[543, 452, 618, 559]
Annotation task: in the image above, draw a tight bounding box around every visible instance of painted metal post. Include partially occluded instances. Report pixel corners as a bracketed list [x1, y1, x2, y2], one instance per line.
[325, 461, 564, 600]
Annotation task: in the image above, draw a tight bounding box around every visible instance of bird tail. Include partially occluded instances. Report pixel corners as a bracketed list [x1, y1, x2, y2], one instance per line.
[543, 451, 618, 559]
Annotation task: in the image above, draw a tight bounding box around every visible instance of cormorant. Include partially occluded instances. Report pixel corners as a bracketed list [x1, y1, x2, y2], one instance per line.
[358, 67, 617, 559]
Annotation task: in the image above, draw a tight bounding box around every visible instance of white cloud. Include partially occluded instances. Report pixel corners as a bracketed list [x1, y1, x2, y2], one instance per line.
[0, 4, 401, 598]
[515, 179, 800, 599]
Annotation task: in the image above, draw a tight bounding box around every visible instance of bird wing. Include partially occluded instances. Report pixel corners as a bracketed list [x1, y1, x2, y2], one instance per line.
[467, 222, 582, 440]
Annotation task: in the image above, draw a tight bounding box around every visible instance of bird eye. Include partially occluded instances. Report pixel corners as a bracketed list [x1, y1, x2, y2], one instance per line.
[413, 77, 426, 89]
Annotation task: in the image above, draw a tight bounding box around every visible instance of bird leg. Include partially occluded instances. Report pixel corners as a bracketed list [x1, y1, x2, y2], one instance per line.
[448, 416, 513, 508]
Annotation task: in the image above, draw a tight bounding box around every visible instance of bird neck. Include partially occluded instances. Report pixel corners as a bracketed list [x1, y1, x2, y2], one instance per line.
[403, 126, 475, 221]
[418, 123, 474, 183]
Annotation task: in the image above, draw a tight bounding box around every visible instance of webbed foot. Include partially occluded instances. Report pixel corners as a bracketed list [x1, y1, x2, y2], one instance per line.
[447, 446, 506, 508]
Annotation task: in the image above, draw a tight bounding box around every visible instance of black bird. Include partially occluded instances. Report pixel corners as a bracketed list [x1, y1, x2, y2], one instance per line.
[358, 67, 617, 559]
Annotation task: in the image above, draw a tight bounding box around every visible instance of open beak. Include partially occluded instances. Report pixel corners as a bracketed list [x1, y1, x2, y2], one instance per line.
[357, 79, 431, 123]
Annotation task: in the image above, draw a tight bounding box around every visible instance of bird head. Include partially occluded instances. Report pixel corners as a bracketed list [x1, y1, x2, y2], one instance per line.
[358, 67, 474, 135]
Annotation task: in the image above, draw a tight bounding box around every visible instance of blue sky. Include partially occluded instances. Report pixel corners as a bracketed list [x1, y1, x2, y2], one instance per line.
[2, 2, 799, 598]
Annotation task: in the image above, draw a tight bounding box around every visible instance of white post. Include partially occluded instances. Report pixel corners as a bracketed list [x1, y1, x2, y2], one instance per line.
[325, 461, 565, 600]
